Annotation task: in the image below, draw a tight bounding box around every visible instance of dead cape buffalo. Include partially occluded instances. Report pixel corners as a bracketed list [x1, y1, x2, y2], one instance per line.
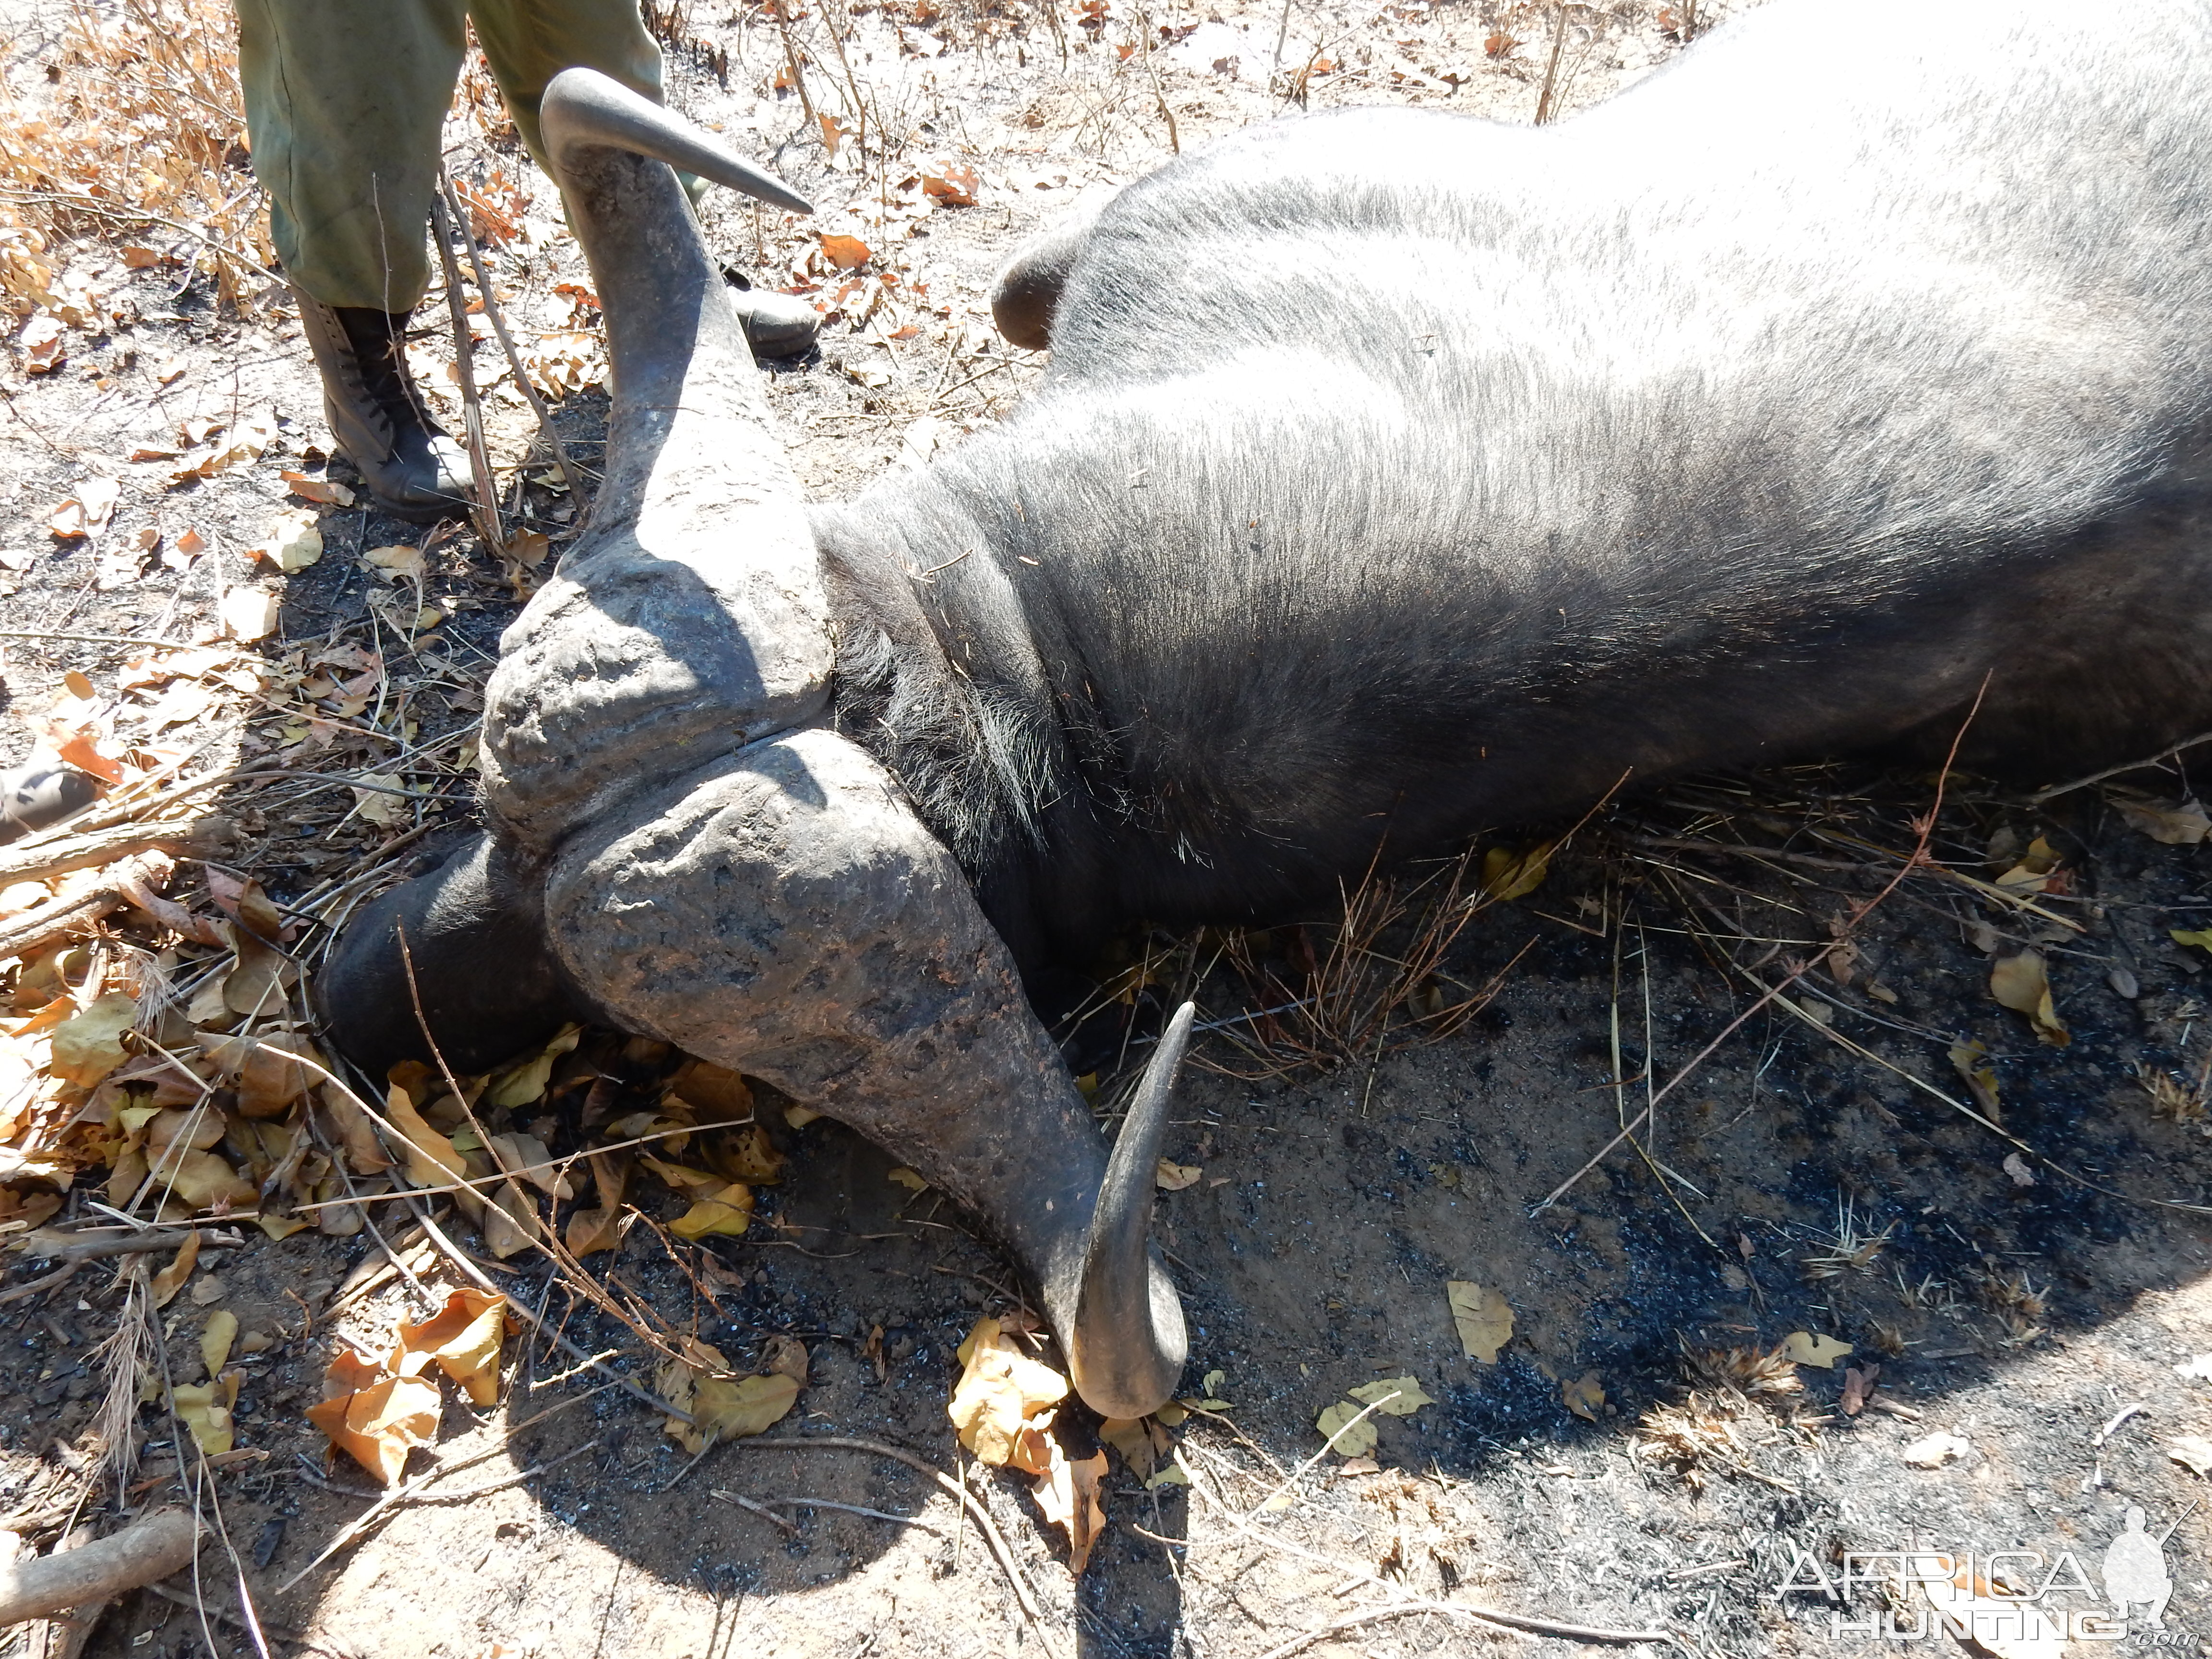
[320, 0, 2212, 1418]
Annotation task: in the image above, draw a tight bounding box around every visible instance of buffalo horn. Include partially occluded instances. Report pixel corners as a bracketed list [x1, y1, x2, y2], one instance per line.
[1056, 1003, 1194, 1420]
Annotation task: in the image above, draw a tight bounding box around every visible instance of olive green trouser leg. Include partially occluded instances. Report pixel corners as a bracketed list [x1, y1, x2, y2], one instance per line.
[235, 0, 662, 313]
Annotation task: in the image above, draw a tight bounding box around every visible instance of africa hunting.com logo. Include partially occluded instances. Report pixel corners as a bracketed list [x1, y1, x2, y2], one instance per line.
[1776, 1507, 2192, 1646]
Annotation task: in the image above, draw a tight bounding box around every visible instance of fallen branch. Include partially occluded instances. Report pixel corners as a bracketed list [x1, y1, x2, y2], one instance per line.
[0, 817, 235, 889]
[0, 1509, 202, 1626]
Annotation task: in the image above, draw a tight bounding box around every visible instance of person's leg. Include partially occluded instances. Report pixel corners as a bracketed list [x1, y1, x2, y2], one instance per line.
[469, 0, 820, 355]
[236, 0, 466, 312]
[465, 0, 662, 179]
[236, 0, 473, 518]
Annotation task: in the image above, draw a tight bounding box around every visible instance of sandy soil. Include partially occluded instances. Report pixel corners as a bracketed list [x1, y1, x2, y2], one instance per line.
[9, 2, 2212, 1657]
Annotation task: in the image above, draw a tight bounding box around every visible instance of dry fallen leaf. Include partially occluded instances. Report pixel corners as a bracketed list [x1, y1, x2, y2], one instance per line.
[1446, 1280, 1512, 1363]
[47, 476, 120, 539]
[1314, 1399, 1378, 1458]
[362, 542, 426, 585]
[396, 1288, 509, 1405]
[921, 164, 980, 206]
[148, 1230, 200, 1308]
[280, 469, 355, 508]
[2110, 791, 2212, 846]
[1561, 1370, 1605, 1422]
[307, 1351, 441, 1486]
[2170, 1436, 2212, 1477]
[1783, 1330, 1853, 1369]
[201, 1310, 238, 1379]
[656, 1338, 801, 1454]
[1990, 950, 2069, 1047]
[172, 1372, 239, 1455]
[1031, 1441, 1107, 1574]
[670, 1182, 754, 1239]
[1902, 1431, 1971, 1468]
[1946, 1038, 2001, 1122]
[1154, 1158, 1202, 1191]
[1994, 834, 2063, 892]
[219, 587, 281, 642]
[248, 506, 323, 573]
[47, 992, 139, 1087]
[1346, 1376, 1433, 1416]
[950, 1317, 1068, 1472]
[1479, 841, 1552, 903]
[1840, 1363, 1879, 1416]
[818, 232, 873, 270]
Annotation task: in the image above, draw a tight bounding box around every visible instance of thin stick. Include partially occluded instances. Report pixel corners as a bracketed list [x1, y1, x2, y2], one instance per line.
[711, 1489, 800, 1534]
[427, 194, 505, 553]
[435, 165, 583, 496]
[1533, 3, 1568, 123]
[744, 1494, 946, 1535]
[2030, 729, 2212, 802]
[770, 0, 818, 129]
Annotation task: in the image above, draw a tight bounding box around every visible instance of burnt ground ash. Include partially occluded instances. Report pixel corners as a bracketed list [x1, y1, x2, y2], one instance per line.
[8, 0, 2212, 1656]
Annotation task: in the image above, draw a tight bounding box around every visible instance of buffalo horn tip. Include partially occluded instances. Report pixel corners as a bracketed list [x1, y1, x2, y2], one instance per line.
[541, 67, 815, 216]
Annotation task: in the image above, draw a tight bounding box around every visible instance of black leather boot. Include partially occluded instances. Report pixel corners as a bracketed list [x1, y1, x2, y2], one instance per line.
[295, 289, 473, 523]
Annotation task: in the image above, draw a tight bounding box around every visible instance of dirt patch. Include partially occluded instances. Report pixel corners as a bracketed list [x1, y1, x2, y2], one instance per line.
[7, 2, 2212, 1657]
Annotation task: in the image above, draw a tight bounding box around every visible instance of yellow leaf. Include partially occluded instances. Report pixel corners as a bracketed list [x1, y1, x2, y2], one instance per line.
[638, 1152, 723, 1195]
[1784, 1330, 1853, 1369]
[1994, 834, 2062, 892]
[383, 1081, 467, 1189]
[149, 1149, 257, 1213]
[705, 1122, 784, 1184]
[1480, 841, 1553, 903]
[1562, 1369, 1605, 1421]
[1346, 1376, 1433, 1416]
[200, 1310, 237, 1379]
[486, 1026, 578, 1108]
[887, 1166, 928, 1192]
[149, 1229, 200, 1307]
[172, 1374, 238, 1455]
[1946, 1039, 2001, 1121]
[656, 1339, 800, 1454]
[1314, 1400, 1378, 1458]
[1031, 1441, 1108, 1575]
[1990, 950, 2069, 1047]
[1154, 1158, 1202, 1191]
[1098, 1415, 1155, 1479]
[2173, 927, 2212, 953]
[396, 1288, 509, 1405]
[671, 1183, 754, 1239]
[1446, 1280, 1513, 1363]
[950, 1318, 1069, 1470]
[48, 992, 139, 1087]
